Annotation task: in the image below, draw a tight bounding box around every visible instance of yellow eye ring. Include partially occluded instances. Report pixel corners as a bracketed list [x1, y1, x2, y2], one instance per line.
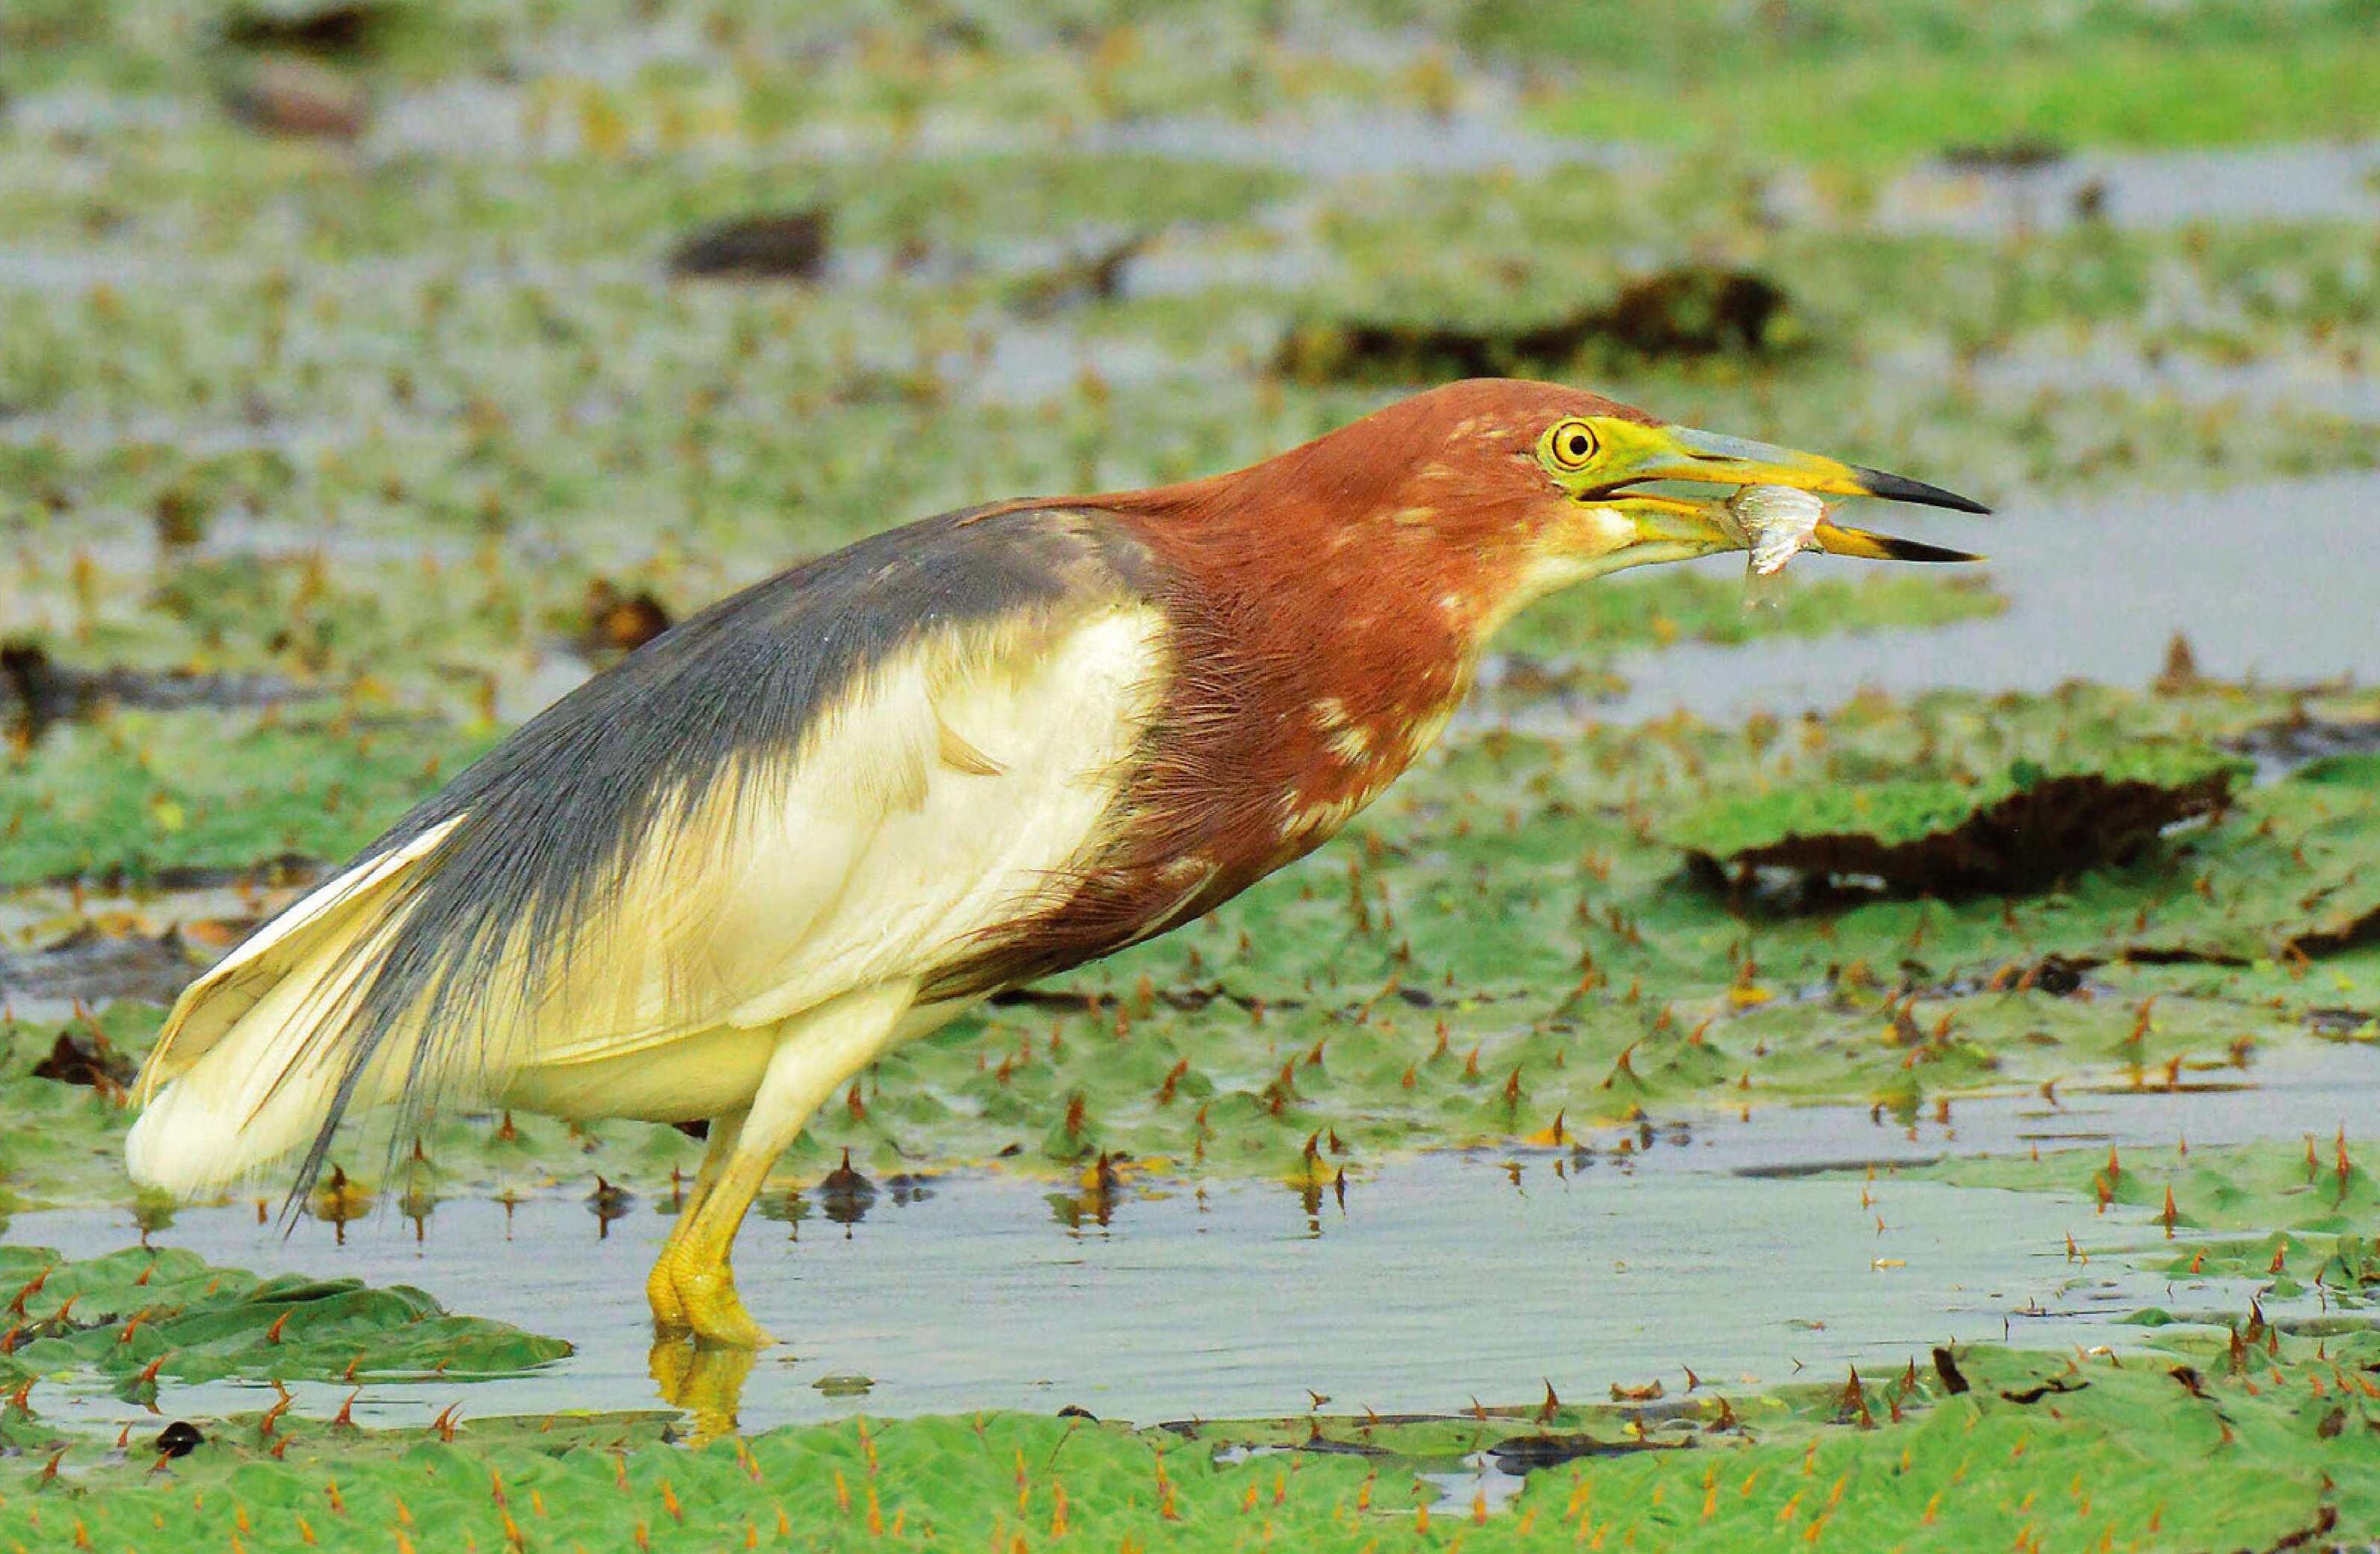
[1544, 418, 1598, 471]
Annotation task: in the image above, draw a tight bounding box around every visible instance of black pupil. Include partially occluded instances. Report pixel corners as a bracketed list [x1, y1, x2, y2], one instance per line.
[1566, 434, 1589, 459]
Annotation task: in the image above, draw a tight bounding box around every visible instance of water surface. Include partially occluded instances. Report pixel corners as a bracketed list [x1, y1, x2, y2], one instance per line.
[19, 1069, 2362, 1437]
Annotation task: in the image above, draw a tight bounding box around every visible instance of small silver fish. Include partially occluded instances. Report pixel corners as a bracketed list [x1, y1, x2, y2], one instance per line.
[1729, 483, 1829, 577]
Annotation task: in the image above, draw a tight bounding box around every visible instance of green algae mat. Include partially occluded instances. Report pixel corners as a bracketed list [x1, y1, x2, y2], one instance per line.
[0, 1319, 2370, 1552]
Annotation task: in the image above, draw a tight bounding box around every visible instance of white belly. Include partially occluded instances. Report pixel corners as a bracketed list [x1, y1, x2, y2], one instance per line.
[497, 998, 972, 1122]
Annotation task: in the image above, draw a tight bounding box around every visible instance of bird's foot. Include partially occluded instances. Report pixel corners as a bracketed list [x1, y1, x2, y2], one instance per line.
[650, 1255, 774, 1348]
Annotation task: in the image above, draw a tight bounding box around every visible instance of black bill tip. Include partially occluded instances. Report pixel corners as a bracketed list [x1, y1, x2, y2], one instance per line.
[1813, 521, 1986, 564]
[1857, 532, 1986, 564]
[1851, 466, 1991, 515]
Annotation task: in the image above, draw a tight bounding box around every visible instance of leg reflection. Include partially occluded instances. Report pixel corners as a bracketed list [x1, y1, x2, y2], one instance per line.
[648, 1335, 757, 1443]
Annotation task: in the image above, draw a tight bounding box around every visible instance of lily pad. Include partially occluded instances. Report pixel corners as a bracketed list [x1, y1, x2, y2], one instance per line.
[1873, 1136, 2380, 1237]
[0, 1244, 567, 1392]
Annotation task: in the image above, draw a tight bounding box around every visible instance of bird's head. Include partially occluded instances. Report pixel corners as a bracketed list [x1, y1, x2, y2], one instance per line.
[1505, 386, 1985, 585]
[1158, 379, 1985, 645]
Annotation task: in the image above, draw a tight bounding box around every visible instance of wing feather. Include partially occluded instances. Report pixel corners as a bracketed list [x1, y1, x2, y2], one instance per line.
[125, 505, 1171, 1200]
[514, 605, 1163, 1063]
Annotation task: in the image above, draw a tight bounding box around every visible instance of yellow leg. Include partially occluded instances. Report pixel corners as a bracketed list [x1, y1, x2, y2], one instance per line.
[645, 982, 913, 1348]
[647, 1107, 747, 1332]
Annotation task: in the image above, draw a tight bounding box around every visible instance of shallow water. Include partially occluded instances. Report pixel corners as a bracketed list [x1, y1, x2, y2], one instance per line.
[1585, 469, 2380, 727]
[16, 1067, 2365, 1438]
[1954, 342, 2380, 425]
[1076, 108, 1627, 179]
[1872, 142, 2380, 234]
[7, 1173, 2176, 1435]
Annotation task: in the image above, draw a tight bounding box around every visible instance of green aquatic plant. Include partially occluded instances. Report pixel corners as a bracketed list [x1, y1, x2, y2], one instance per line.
[1515, 7, 2380, 164]
[0, 710, 494, 889]
[0, 1243, 567, 1400]
[2, 1319, 2371, 1551]
[1884, 1135, 2380, 1236]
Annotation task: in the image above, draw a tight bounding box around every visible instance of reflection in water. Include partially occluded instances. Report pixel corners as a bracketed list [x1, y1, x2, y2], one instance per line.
[380, 1144, 440, 1245]
[588, 1177, 634, 1239]
[1290, 1168, 1352, 1236]
[816, 1149, 877, 1233]
[756, 1189, 811, 1240]
[1048, 1153, 1123, 1231]
[306, 1167, 372, 1245]
[648, 1336, 756, 1443]
[21, 1067, 2370, 1438]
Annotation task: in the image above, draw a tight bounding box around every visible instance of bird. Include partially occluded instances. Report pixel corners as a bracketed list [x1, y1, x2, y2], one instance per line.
[126, 378, 1982, 1348]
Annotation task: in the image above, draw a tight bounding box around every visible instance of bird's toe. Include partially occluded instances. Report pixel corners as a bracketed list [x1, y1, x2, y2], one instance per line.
[645, 1259, 692, 1333]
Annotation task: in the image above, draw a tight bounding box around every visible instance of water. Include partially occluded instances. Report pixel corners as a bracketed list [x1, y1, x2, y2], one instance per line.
[1076, 110, 1629, 179]
[1871, 142, 2380, 235]
[1955, 341, 2380, 425]
[6, 1171, 2168, 1435]
[16, 1068, 2360, 1439]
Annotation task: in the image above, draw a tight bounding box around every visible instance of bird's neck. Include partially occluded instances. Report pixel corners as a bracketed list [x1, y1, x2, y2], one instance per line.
[926, 479, 1529, 997]
[1103, 481, 1517, 863]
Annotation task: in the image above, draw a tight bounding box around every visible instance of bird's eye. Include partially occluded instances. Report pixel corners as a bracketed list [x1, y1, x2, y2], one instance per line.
[1544, 419, 1599, 471]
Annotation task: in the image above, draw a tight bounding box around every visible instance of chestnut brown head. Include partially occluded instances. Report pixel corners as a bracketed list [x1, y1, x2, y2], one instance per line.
[1144, 378, 1983, 643]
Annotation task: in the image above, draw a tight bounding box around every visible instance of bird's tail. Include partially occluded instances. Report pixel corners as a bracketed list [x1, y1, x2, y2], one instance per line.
[124, 818, 463, 1196]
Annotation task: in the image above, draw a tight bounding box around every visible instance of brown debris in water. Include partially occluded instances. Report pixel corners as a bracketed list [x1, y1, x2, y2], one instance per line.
[2154, 633, 2202, 694]
[819, 1148, 878, 1230]
[30, 1025, 135, 1093]
[219, 1, 398, 58]
[669, 210, 831, 283]
[1997, 1375, 2088, 1406]
[309, 1167, 372, 1239]
[2, 639, 294, 744]
[219, 55, 371, 140]
[1689, 767, 2238, 898]
[1938, 137, 2068, 171]
[1274, 267, 1792, 383]
[1009, 234, 1150, 316]
[587, 1177, 633, 1233]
